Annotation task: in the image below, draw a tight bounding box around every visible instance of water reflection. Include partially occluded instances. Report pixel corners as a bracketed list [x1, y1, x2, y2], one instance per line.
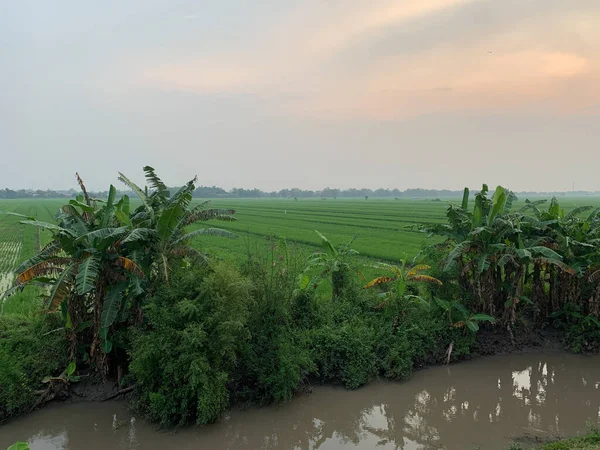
[2, 353, 599, 450]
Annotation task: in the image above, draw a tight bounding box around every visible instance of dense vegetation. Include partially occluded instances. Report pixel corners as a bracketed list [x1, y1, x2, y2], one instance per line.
[1, 173, 600, 435]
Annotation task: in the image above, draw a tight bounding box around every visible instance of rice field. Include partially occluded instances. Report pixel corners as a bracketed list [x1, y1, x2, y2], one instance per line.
[2, 195, 600, 302]
[188, 196, 600, 263]
[0, 199, 60, 314]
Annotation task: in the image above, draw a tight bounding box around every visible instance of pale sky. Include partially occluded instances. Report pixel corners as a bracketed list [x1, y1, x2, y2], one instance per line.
[1, 1, 599, 192]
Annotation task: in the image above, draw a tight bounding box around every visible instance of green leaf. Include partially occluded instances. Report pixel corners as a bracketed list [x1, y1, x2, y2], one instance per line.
[471, 314, 495, 323]
[118, 172, 150, 213]
[77, 227, 128, 244]
[66, 361, 76, 376]
[461, 187, 469, 211]
[315, 230, 338, 256]
[472, 194, 483, 228]
[47, 263, 76, 312]
[101, 339, 113, 354]
[75, 255, 100, 295]
[477, 255, 490, 274]
[172, 228, 237, 245]
[396, 279, 406, 297]
[488, 186, 507, 226]
[100, 284, 127, 329]
[530, 246, 562, 260]
[7, 441, 31, 450]
[69, 199, 95, 213]
[120, 228, 156, 244]
[466, 321, 479, 332]
[565, 205, 593, 220]
[434, 298, 451, 311]
[19, 220, 69, 234]
[143, 166, 169, 199]
[115, 210, 131, 227]
[0, 211, 36, 221]
[444, 241, 473, 272]
[129, 276, 144, 296]
[101, 185, 117, 227]
[298, 274, 310, 289]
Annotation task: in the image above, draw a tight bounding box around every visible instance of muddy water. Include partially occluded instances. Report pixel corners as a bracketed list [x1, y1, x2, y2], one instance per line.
[2, 353, 600, 450]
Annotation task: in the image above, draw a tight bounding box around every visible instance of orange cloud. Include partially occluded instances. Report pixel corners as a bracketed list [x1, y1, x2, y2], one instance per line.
[137, 1, 600, 120]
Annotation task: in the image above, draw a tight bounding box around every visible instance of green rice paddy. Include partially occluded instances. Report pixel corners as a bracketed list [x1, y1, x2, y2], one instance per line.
[1, 195, 600, 309]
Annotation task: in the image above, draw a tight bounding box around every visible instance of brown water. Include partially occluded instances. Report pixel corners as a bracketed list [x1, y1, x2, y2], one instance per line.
[2, 353, 600, 450]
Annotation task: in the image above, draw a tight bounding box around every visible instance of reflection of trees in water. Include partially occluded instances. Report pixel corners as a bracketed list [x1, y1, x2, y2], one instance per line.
[221, 356, 600, 450]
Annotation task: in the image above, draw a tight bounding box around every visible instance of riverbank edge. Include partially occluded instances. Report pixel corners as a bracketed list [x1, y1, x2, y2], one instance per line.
[2, 326, 588, 429]
[510, 429, 600, 449]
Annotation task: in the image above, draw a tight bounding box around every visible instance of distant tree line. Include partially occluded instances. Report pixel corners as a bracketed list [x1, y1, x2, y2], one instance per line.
[2, 186, 599, 200]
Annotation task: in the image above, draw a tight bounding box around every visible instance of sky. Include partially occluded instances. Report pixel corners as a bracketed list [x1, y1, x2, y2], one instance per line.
[1, 0, 599, 192]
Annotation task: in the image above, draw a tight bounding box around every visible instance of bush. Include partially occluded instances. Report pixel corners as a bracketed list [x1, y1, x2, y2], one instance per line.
[0, 314, 68, 423]
[310, 321, 377, 388]
[129, 263, 252, 427]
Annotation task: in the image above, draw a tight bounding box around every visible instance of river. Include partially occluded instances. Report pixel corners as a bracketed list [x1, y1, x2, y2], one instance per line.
[1, 352, 599, 449]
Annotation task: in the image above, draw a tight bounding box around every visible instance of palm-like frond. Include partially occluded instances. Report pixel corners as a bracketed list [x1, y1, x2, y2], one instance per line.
[101, 185, 117, 227]
[15, 241, 61, 274]
[589, 269, 600, 283]
[315, 230, 337, 256]
[75, 255, 100, 295]
[185, 208, 237, 225]
[184, 247, 211, 267]
[118, 172, 150, 212]
[115, 256, 144, 277]
[143, 166, 169, 200]
[444, 241, 474, 272]
[172, 228, 237, 246]
[409, 275, 443, 285]
[406, 264, 432, 278]
[156, 181, 196, 242]
[120, 228, 156, 244]
[101, 283, 127, 329]
[17, 257, 72, 284]
[364, 276, 395, 289]
[75, 172, 91, 206]
[535, 257, 575, 275]
[19, 220, 70, 234]
[77, 226, 129, 244]
[0, 211, 35, 221]
[47, 264, 76, 312]
[529, 246, 563, 261]
[565, 206, 594, 220]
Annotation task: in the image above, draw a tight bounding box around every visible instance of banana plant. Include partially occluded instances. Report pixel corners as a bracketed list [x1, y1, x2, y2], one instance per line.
[118, 166, 238, 282]
[6, 178, 147, 374]
[364, 260, 442, 301]
[432, 298, 495, 332]
[300, 231, 360, 300]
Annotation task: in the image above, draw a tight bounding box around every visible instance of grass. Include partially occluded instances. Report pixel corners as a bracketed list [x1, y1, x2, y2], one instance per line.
[510, 430, 600, 449]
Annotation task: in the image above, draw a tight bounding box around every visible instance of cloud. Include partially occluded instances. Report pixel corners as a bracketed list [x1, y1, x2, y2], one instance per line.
[136, 0, 600, 120]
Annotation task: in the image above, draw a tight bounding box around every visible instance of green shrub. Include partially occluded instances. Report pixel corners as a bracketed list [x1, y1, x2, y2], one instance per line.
[310, 321, 377, 388]
[233, 238, 315, 404]
[129, 263, 252, 427]
[232, 284, 314, 404]
[0, 314, 68, 423]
